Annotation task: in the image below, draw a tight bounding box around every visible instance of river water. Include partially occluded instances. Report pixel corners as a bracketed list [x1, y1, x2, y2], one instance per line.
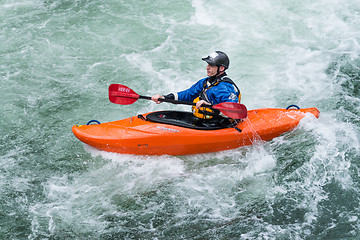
[1, 0, 360, 239]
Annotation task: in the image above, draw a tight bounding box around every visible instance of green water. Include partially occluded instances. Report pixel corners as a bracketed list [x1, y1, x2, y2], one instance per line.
[1, 0, 360, 239]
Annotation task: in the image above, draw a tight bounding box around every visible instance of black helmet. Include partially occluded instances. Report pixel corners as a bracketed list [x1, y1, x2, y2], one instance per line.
[202, 51, 230, 69]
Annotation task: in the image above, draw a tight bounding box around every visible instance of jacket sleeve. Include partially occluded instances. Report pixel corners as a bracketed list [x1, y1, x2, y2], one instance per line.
[176, 78, 207, 102]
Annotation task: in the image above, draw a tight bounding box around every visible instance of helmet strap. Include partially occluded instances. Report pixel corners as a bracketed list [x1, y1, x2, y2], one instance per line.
[216, 66, 226, 76]
[217, 66, 221, 75]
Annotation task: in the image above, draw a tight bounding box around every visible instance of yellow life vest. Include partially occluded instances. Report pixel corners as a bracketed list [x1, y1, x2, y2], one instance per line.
[192, 97, 217, 119]
[192, 78, 241, 119]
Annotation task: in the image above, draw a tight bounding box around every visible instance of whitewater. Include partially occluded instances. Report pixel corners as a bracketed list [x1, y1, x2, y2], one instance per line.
[1, 0, 359, 239]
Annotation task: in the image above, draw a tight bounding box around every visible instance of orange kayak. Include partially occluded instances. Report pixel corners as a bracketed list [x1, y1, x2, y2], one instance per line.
[72, 107, 320, 156]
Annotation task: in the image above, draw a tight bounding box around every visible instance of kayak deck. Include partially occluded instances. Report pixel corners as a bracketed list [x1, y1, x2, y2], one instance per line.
[146, 111, 233, 130]
[72, 107, 320, 155]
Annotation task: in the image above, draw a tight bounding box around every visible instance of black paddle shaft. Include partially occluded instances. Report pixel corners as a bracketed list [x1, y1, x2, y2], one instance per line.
[139, 95, 204, 107]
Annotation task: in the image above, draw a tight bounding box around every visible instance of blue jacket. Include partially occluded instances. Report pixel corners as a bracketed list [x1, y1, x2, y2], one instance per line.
[176, 75, 240, 105]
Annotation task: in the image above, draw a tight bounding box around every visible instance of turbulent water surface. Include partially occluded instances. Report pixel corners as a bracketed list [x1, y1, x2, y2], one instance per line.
[1, 0, 360, 239]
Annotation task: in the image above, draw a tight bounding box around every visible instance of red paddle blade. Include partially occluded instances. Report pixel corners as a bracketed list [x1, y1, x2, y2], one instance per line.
[109, 84, 140, 105]
[213, 102, 248, 119]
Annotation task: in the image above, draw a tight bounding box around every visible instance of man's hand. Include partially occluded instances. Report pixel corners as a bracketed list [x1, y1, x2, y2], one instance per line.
[196, 100, 211, 109]
[151, 94, 164, 104]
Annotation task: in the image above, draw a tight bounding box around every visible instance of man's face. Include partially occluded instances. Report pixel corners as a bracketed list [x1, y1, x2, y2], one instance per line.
[206, 64, 218, 77]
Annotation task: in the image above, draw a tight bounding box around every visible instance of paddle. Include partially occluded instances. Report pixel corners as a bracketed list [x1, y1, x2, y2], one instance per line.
[109, 84, 248, 119]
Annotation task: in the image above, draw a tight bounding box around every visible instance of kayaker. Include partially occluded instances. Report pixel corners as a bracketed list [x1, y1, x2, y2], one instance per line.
[151, 51, 241, 125]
